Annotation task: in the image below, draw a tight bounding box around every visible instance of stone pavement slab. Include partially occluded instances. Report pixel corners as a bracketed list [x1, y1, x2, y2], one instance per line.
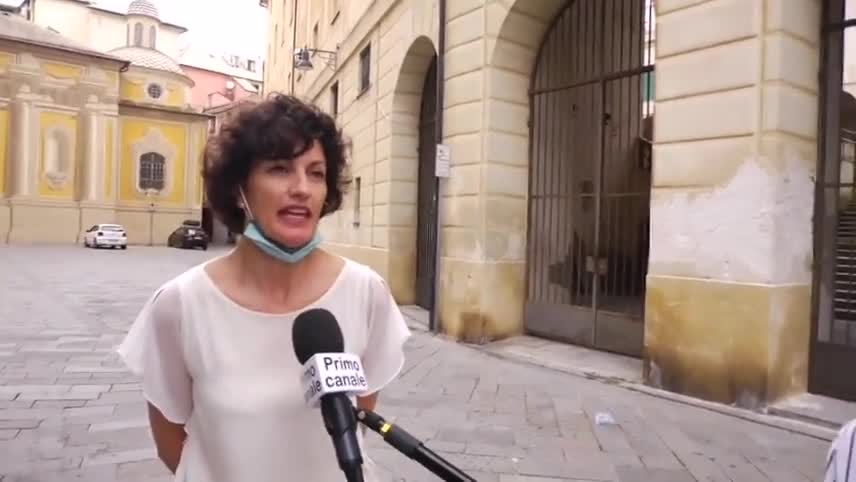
[0, 246, 832, 481]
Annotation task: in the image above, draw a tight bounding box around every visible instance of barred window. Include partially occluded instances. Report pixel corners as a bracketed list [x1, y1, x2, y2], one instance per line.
[139, 152, 165, 191]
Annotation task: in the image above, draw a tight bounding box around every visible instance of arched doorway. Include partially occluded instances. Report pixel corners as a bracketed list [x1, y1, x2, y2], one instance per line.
[415, 57, 438, 310]
[524, 0, 655, 357]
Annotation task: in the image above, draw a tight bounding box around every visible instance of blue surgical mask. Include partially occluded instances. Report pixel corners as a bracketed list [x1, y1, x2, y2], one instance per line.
[242, 221, 322, 264]
[238, 188, 322, 264]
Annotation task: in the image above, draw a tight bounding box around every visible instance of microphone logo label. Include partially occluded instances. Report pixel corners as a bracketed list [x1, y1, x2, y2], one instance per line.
[301, 353, 369, 406]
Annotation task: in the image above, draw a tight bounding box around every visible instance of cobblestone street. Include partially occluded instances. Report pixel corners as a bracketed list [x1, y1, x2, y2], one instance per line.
[0, 245, 832, 481]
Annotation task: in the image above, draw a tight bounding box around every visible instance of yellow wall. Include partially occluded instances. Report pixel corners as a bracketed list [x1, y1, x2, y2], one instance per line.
[120, 81, 146, 103]
[38, 111, 78, 199]
[120, 78, 187, 109]
[42, 62, 84, 80]
[166, 83, 185, 107]
[0, 51, 13, 70]
[0, 109, 7, 195]
[119, 117, 187, 204]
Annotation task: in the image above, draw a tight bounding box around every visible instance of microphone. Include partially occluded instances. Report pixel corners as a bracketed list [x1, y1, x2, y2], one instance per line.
[293, 308, 367, 482]
[355, 408, 477, 482]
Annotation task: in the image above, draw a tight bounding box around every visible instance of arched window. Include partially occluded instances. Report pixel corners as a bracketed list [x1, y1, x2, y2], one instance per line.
[134, 23, 143, 46]
[149, 26, 157, 48]
[139, 152, 165, 190]
[126, 24, 131, 45]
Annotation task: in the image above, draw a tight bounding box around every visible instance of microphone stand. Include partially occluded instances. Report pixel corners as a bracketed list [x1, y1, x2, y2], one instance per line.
[354, 408, 477, 482]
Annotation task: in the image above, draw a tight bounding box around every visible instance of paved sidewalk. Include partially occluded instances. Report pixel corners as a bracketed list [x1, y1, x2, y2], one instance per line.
[0, 246, 832, 481]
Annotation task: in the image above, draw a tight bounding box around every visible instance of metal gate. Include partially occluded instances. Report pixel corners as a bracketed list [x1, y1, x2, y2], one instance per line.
[524, 0, 655, 357]
[811, 0, 856, 401]
[415, 57, 438, 310]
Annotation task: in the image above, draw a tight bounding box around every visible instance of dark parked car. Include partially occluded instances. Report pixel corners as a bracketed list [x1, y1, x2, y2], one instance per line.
[167, 220, 208, 250]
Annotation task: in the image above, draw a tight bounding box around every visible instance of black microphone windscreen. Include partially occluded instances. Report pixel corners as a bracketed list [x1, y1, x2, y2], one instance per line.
[292, 307, 345, 364]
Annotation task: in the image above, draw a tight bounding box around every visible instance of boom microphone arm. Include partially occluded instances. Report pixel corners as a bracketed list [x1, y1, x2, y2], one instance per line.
[354, 408, 476, 482]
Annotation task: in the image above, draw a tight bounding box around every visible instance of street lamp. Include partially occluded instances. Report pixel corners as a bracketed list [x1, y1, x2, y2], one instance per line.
[207, 80, 236, 108]
[293, 46, 337, 72]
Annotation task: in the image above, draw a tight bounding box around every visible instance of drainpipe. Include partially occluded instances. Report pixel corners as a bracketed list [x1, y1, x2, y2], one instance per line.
[429, 0, 446, 333]
[290, 0, 298, 94]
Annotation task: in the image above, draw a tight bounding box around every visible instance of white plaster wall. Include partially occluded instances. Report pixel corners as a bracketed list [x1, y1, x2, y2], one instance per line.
[32, 0, 91, 42]
[650, 0, 820, 286]
[649, 153, 814, 285]
[32, 0, 183, 60]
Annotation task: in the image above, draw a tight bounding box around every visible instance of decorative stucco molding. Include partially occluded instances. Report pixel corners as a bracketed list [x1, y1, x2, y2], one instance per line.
[41, 124, 75, 190]
[131, 127, 177, 197]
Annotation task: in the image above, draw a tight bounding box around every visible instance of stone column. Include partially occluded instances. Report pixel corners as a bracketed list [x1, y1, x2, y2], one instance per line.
[644, 0, 820, 408]
[81, 105, 100, 201]
[438, 0, 565, 342]
[9, 94, 32, 197]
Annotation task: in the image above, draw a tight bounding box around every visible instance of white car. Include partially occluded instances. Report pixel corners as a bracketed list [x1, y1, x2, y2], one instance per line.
[83, 223, 128, 249]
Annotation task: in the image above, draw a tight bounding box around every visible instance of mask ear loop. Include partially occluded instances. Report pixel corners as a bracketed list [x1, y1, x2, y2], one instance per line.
[238, 187, 255, 221]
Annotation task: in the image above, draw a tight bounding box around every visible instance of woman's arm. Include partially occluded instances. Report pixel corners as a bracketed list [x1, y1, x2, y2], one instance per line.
[356, 392, 379, 412]
[148, 403, 187, 474]
[117, 283, 193, 475]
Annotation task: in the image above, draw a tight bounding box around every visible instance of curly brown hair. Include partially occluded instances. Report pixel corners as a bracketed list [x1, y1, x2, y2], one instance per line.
[202, 93, 351, 233]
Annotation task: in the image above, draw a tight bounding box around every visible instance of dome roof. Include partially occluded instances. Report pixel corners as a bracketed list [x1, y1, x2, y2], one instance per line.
[107, 46, 186, 76]
[127, 0, 160, 21]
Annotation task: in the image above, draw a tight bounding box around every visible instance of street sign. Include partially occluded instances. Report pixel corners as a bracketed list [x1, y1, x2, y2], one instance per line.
[435, 144, 450, 178]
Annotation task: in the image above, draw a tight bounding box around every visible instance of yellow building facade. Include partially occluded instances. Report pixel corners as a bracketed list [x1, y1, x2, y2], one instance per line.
[0, 3, 208, 246]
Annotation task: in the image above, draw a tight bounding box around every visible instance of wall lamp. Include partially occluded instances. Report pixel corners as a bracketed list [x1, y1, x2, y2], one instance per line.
[293, 46, 337, 72]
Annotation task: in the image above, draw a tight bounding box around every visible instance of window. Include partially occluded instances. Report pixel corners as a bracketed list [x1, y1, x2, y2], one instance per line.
[134, 23, 143, 46]
[353, 177, 361, 226]
[330, 81, 339, 116]
[248, 59, 256, 72]
[148, 25, 157, 48]
[313, 22, 319, 49]
[359, 44, 371, 94]
[146, 83, 163, 100]
[139, 152, 166, 191]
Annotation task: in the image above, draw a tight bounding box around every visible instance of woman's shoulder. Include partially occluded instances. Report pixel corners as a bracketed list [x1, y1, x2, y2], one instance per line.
[144, 261, 212, 310]
[336, 255, 389, 290]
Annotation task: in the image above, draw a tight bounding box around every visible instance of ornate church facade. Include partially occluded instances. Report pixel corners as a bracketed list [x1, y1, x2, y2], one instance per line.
[0, 0, 209, 245]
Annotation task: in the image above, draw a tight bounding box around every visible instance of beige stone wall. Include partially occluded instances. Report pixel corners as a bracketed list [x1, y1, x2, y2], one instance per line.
[645, 0, 820, 407]
[265, 0, 570, 341]
[265, 0, 824, 378]
[268, 0, 442, 304]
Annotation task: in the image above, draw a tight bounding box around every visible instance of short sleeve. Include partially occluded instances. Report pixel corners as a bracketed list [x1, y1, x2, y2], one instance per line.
[360, 273, 411, 395]
[116, 281, 192, 424]
[824, 418, 856, 482]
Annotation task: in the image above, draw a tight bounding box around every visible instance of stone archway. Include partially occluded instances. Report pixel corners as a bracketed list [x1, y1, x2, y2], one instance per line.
[383, 36, 438, 305]
[448, 0, 567, 339]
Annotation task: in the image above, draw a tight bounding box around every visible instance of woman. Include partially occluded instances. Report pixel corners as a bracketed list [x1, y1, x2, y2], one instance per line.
[117, 94, 411, 482]
[824, 417, 856, 481]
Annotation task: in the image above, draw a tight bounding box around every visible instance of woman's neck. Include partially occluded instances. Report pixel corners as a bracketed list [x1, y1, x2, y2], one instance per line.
[231, 236, 320, 302]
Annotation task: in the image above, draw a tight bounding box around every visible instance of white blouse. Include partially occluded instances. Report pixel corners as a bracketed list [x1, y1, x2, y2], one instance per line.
[117, 255, 411, 482]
